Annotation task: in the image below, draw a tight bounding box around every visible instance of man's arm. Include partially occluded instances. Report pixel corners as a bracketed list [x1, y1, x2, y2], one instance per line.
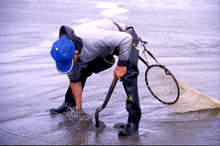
[70, 81, 86, 118]
[95, 29, 132, 80]
[98, 29, 133, 64]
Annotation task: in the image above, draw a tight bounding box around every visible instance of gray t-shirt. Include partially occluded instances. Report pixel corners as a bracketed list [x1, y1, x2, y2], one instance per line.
[75, 19, 132, 63]
[68, 19, 133, 82]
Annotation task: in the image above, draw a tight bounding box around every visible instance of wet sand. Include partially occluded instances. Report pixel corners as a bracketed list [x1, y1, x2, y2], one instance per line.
[0, 0, 219, 145]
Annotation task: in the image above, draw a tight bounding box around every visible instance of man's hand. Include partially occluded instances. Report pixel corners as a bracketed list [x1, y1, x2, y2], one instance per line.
[114, 65, 127, 80]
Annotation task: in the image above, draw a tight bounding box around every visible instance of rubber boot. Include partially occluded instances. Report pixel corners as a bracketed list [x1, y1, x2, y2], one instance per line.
[118, 122, 139, 136]
[118, 77, 142, 136]
[50, 87, 76, 114]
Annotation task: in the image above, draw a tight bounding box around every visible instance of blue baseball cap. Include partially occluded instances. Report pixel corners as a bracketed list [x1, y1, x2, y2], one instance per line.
[50, 36, 75, 74]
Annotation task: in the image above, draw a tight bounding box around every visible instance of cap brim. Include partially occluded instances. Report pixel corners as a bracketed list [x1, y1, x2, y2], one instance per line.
[56, 59, 74, 74]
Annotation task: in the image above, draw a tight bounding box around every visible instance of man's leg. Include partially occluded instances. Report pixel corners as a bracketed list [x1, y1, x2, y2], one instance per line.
[119, 43, 141, 136]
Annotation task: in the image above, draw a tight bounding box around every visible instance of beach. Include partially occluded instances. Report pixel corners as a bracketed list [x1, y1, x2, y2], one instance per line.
[0, 0, 219, 145]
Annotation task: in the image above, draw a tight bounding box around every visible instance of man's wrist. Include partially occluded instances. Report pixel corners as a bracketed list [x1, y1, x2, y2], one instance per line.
[117, 60, 128, 66]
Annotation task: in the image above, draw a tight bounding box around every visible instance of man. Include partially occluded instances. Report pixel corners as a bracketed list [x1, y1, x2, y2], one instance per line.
[50, 19, 141, 136]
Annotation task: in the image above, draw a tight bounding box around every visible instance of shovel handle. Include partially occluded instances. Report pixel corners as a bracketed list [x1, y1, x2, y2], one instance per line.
[95, 76, 118, 128]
